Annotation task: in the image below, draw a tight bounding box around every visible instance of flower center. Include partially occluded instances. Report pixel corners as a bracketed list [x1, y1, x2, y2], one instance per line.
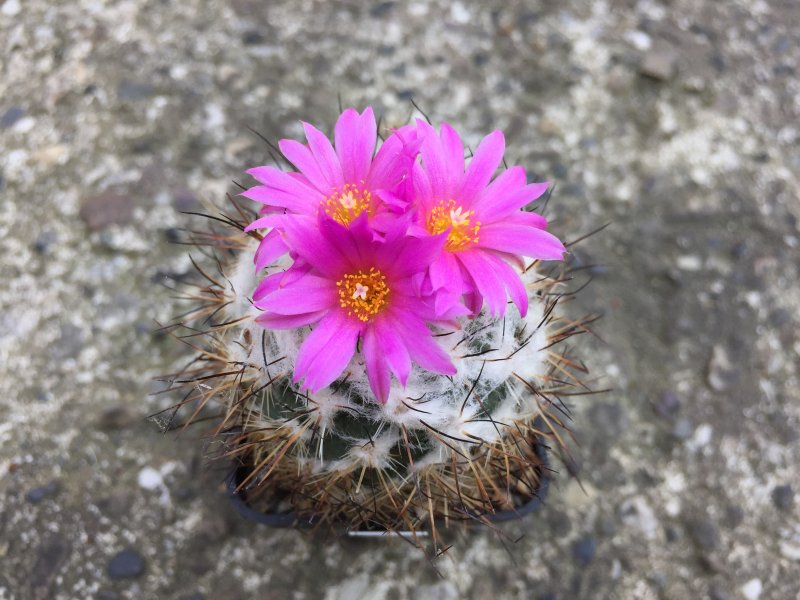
[426, 199, 481, 252]
[323, 183, 373, 226]
[336, 267, 389, 322]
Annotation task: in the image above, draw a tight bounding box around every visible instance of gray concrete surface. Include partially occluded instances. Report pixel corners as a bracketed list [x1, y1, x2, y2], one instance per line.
[2, 0, 799, 598]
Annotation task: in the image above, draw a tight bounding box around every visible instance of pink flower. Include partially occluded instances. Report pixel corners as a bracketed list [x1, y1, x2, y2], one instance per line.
[253, 214, 457, 403]
[240, 108, 571, 401]
[409, 120, 567, 317]
[242, 107, 419, 270]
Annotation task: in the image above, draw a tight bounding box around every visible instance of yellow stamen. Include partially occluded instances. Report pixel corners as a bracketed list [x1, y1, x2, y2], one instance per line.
[336, 267, 389, 322]
[323, 182, 373, 226]
[426, 199, 481, 252]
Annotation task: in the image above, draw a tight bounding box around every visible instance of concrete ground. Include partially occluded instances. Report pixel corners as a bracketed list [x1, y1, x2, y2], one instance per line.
[1, 0, 799, 598]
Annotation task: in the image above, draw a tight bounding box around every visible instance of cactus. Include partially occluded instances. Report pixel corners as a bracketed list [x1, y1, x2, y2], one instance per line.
[160, 108, 596, 551]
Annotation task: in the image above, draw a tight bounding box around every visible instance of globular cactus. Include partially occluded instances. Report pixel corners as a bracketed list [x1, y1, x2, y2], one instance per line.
[162, 107, 595, 551]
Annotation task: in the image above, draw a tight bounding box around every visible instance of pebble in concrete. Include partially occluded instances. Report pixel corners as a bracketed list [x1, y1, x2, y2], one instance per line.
[740, 579, 762, 600]
[639, 43, 678, 81]
[25, 481, 60, 504]
[771, 485, 793, 511]
[107, 550, 145, 579]
[571, 536, 597, 566]
[79, 193, 136, 230]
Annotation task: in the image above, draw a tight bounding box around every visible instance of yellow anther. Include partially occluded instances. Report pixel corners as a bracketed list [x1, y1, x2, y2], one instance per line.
[426, 199, 481, 252]
[323, 182, 373, 225]
[337, 267, 389, 322]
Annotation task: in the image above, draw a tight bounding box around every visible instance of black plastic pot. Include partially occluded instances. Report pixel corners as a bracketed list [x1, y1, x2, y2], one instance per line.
[227, 421, 550, 529]
[471, 433, 550, 523]
[226, 468, 305, 528]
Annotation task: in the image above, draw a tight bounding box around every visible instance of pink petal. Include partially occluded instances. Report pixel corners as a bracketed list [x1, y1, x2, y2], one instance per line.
[246, 166, 317, 192]
[430, 285, 467, 320]
[245, 166, 280, 185]
[244, 213, 296, 232]
[457, 250, 507, 317]
[363, 326, 391, 403]
[241, 168, 324, 212]
[253, 271, 283, 302]
[480, 181, 550, 217]
[485, 248, 526, 271]
[430, 291, 471, 321]
[240, 187, 313, 213]
[318, 215, 362, 268]
[440, 123, 465, 183]
[368, 137, 403, 191]
[303, 122, 344, 189]
[254, 275, 337, 315]
[374, 189, 407, 210]
[474, 166, 524, 213]
[411, 161, 434, 214]
[509, 210, 548, 230]
[334, 107, 376, 184]
[294, 311, 361, 392]
[281, 217, 348, 278]
[369, 124, 421, 189]
[463, 289, 482, 316]
[418, 119, 451, 200]
[428, 250, 463, 292]
[477, 224, 567, 260]
[244, 215, 273, 232]
[278, 138, 332, 193]
[374, 317, 411, 386]
[461, 130, 504, 205]
[392, 278, 468, 324]
[381, 230, 445, 279]
[388, 276, 421, 299]
[275, 261, 313, 288]
[392, 175, 416, 211]
[388, 310, 456, 375]
[254, 229, 288, 269]
[253, 270, 313, 305]
[256, 310, 326, 329]
[488, 165, 526, 191]
[484, 253, 529, 317]
[369, 209, 402, 233]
